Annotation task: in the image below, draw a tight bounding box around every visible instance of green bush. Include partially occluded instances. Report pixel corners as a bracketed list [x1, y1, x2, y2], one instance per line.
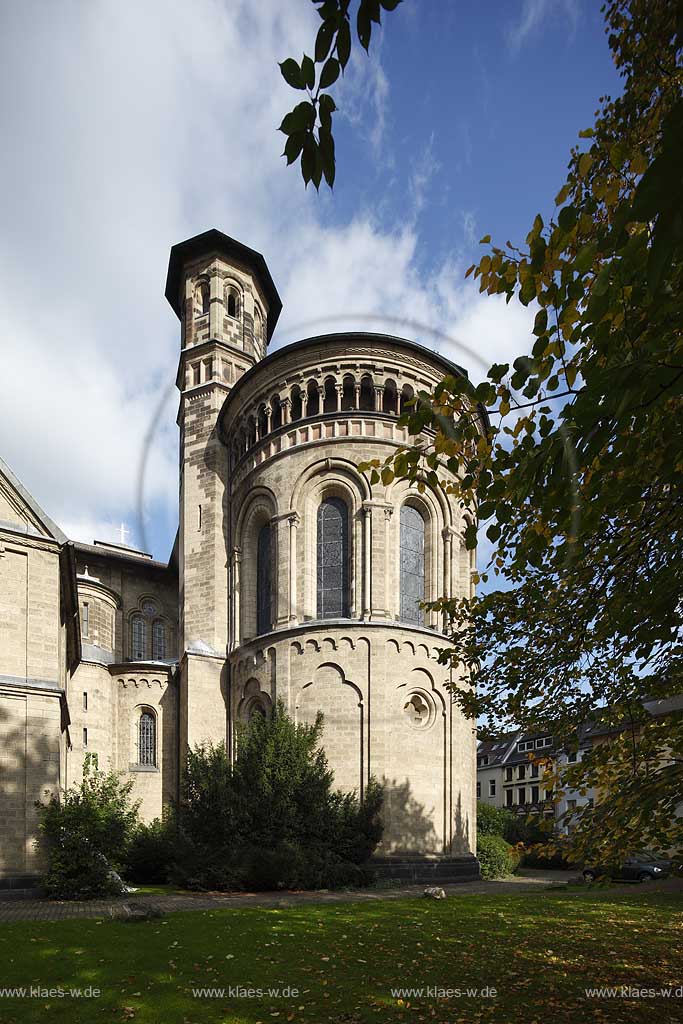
[174, 701, 384, 891]
[124, 813, 176, 884]
[477, 802, 515, 838]
[37, 754, 139, 899]
[477, 834, 519, 879]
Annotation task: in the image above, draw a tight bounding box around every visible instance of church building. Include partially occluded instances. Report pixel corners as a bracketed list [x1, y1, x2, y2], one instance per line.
[0, 230, 482, 887]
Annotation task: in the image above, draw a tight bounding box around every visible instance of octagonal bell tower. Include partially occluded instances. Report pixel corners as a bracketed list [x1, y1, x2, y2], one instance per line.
[165, 229, 281, 750]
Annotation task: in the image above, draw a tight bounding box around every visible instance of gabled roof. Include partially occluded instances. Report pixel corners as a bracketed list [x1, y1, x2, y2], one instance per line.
[0, 456, 67, 544]
[165, 229, 282, 341]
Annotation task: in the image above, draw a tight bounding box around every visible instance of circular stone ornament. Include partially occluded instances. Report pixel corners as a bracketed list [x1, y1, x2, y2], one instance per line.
[403, 690, 436, 730]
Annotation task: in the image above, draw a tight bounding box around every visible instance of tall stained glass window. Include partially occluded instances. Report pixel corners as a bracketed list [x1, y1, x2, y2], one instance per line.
[256, 523, 272, 635]
[317, 497, 349, 618]
[400, 505, 425, 624]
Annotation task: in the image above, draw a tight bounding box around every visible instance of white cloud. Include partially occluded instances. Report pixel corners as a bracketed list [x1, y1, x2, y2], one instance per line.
[506, 0, 580, 53]
[0, 0, 534, 559]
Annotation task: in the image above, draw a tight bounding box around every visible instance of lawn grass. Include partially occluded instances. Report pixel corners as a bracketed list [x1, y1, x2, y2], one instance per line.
[0, 889, 681, 1023]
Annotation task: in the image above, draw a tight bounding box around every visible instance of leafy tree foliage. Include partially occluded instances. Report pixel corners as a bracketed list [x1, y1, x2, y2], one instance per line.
[283, 0, 683, 861]
[173, 702, 384, 890]
[37, 753, 139, 899]
[278, 0, 401, 188]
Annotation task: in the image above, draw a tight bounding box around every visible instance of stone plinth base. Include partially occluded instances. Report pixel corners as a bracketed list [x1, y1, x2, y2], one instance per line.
[371, 855, 481, 884]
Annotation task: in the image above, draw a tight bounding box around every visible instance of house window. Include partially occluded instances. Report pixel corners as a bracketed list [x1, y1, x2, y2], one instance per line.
[506, 789, 513, 807]
[83, 692, 88, 712]
[476, 781, 481, 798]
[518, 740, 533, 752]
[567, 751, 578, 763]
[83, 727, 88, 747]
[400, 505, 425, 625]
[317, 497, 349, 618]
[195, 280, 209, 316]
[505, 767, 513, 782]
[139, 711, 156, 767]
[545, 787, 554, 800]
[517, 787, 526, 805]
[530, 764, 539, 778]
[531, 785, 540, 803]
[256, 523, 272, 635]
[226, 286, 240, 319]
[517, 764, 526, 780]
[567, 799, 577, 811]
[82, 602, 89, 637]
[152, 621, 166, 660]
[131, 615, 147, 660]
[489, 779, 496, 797]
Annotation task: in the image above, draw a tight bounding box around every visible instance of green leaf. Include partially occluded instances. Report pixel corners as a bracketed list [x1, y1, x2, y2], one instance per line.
[319, 126, 336, 188]
[279, 102, 316, 135]
[336, 18, 351, 67]
[315, 19, 335, 63]
[488, 363, 509, 383]
[464, 523, 478, 550]
[357, 3, 372, 50]
[301, 54, 315, 90]
[279, 59, 304, 90]
[319, 92, 336, 132]
[574, 242, 598, 273]
[301, 135, 317, 186]
[319, 56, 340, 88]
[533, 309, 548, 336]
[558, 205, 577, 233]
[519, 277, 536, 306]
[283, 132, 305, 166]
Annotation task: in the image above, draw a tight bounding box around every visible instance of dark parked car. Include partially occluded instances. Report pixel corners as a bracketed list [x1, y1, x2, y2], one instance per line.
[583, 851, 672, 883]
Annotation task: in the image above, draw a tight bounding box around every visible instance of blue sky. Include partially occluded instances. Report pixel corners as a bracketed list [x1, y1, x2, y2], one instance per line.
[0, 0, 620, 564]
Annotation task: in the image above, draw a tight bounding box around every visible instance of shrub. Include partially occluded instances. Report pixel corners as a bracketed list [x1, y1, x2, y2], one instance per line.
[175, 701, 384, 891]
[477, 802, 515, 838]
[477, 834, 518, 879]
[124, 813, 176, 884]
[37, 754, 139, 899]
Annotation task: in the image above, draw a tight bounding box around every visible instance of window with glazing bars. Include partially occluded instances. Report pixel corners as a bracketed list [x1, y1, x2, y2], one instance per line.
[317, 497, 349, 618]
[400, 505, 425, 624]
[139, 711, 156, 766]
[256, 523, 272, 635]
[152, 620, 166, 660]
[131, 615, 146, 660]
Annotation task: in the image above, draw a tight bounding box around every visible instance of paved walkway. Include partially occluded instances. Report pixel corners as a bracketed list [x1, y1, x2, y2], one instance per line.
[0, 871, 679, 923]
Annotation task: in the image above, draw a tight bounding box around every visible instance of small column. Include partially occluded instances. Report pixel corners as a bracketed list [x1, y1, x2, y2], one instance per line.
[281, 396, 291, 425]
[301, 389, 309, 418]
[209, 267, 220, 339]
[265, 402, 272, 435]
[231, 546, 241, 649]
[288, 512, 300, 621]
[353, 381, 361, 409]
[384, 506, 393, 618]
[373, 385, 383, 411]
[362, 505, 372, 618]
[442, 527, 455, 633]
[335, 384, 344, 411]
